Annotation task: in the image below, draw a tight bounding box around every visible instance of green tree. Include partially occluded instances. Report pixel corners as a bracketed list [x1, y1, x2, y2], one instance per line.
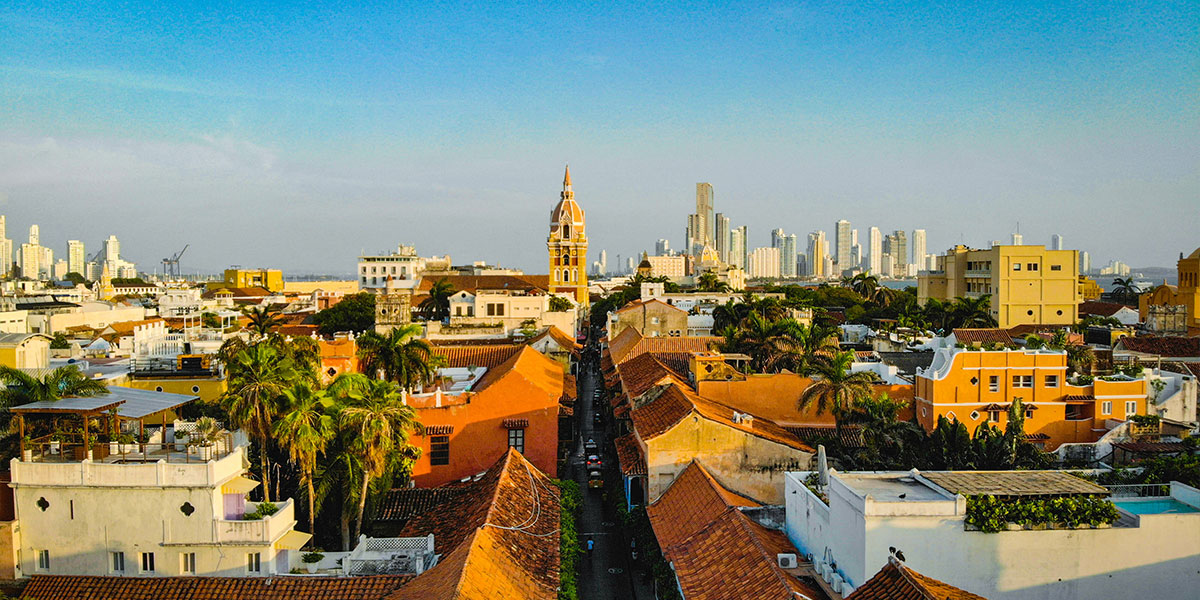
[950, 295, 998, 328]
[273, 382, 336, 536]
[846, 394, 924, 469]
[201, 312, 221, 329]
[1111, 277, 1139, 305]
[548, 295, 574, 312]
[49, 333, 70, 349]
[218, 344, 298, 501]
[0, 365, 109, 407]
[696, 272, 730, 292]
[797, 352, 878, 425]
[356, 324, 442, 390]
[63, 272, 89, 286]
[243, 305, 286, 338]
[313, 293, 376, 334]
[418, 278, 455, 321]
[331, 375, 422, 540]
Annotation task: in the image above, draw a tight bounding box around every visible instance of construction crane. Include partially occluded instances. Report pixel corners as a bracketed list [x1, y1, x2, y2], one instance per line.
[161, 245, 189, 279]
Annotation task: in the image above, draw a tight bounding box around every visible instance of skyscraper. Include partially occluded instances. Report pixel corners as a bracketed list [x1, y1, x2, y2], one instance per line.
[105, 235, 121, 263]
[715, 213, 730, 262]
[868, 227, 882, 275]
[599, 249, 608, 275]
[912, 229, 927, 269]
[781, 234, 797, 278]
[68, 240, 86, 276]
[729, 226, 747, 270]
[695, 183, 714, 248]
[807, 231, 827, 279]
[1079, 251, 1091, 274]
[655, 239, 670, 256]
[892, 230, 908, 277]
[835, 220, 852, 273]
[771, 228, 785, 250]
[1050, 234, 1064, 251]
[0, 215, 10, 277]
[28, 225, 39, 247]
[748, 247, 781, 279]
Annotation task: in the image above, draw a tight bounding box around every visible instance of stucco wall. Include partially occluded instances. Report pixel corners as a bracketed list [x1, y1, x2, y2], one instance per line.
[646, 415, 812, 504]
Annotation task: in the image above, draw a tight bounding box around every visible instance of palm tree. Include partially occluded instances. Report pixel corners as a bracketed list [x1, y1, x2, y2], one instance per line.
[0, 364, 109, 407]
[331, 374, 421, 541]
[218, 344, 298, 501]
[696, 272, 730, 293]
[273, 382, 336, 536]
[1112, 277, 1139, 305]
[922, 298, 951, 334]
[1066, 344, 1095, 375]
[243, 305, 286, 338]
[418, 278, 455, 321]
[711, 299, 749, 333]
[797, 351, 878, 425]
[847, 394, 923, 469]
[356, 325, 443, 390]
[950, 295, 997, 328]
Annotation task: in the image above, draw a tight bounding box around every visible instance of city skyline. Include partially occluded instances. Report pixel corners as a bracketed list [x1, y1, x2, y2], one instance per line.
[2, 3, 1196, 274]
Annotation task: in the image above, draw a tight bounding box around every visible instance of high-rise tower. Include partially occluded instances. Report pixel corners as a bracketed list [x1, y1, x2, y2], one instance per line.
[548, 165, 589, 304]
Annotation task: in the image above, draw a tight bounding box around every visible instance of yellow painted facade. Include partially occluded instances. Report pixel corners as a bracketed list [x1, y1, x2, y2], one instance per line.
[915, 348, 1147, 450]
[127, 377, 227, 403]
[1139, 246, 1200, 330]
[547, 166, 589, 304]
[0, 334, 51, 369]
[1078, 275, 1103, 300]
[210, 268, 284, 292]
[918, 245, 1080, 327]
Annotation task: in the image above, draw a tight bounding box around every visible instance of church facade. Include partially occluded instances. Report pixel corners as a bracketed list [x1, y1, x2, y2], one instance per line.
[547, 166, 589, 304]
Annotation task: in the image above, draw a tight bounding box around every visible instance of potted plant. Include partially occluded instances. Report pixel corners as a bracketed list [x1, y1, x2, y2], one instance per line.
[190, 417, 221, 459]
[302, 550, 324, 573]
[116, 433, 137, 453]
[22, 436, 33, 461]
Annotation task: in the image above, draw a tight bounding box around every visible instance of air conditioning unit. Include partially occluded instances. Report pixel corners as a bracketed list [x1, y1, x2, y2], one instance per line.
[830, 573, 844, 593]
[822, 563, 834, 583]
[816, 561, 828, 579]
[776, 553, 797, 569]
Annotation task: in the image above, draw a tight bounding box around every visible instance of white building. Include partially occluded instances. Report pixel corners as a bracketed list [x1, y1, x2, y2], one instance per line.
[786, 469, 1200, 599]
[8, 392, 311, 579]
[358, 245, 446, 290]
[67, 240, 86, 275]
[645, 254, 688, 279]
[868, 227, 882, 274]
[0, 215, 11, 278]
[912, 229, 927, 269]
[1051, 234, 1064, 251]
[835, 219, 852, 273]
[748, 247, 781, 279]
[728, 227, 746, 270]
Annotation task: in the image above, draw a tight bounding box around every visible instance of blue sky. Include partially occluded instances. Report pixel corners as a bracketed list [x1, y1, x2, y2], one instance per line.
[1, 1, 1196, 275]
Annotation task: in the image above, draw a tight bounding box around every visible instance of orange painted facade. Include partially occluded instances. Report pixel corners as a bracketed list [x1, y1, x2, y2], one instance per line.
[318, 337, 359, 385]
[408, 347, 563, 487]
[696, 374, 915, 426]
[915, 349, 1147, 450]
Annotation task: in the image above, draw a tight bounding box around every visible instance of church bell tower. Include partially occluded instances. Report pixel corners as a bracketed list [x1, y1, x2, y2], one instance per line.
[547, 165, 589, 304]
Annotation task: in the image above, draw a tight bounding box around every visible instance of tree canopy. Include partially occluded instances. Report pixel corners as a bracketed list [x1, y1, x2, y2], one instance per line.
[313, 293, 376, 334]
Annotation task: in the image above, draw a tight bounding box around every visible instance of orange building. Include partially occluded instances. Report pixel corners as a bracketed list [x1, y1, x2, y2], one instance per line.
[408, 346, 565, 487]
[318, 336, 359, 384]
[914, 347, 1147, 450]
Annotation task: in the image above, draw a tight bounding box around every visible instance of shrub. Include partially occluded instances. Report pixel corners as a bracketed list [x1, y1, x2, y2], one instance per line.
[302, 551, 324, 564]
[554, 480, 582, 600]
[966, 495, 1118, 532]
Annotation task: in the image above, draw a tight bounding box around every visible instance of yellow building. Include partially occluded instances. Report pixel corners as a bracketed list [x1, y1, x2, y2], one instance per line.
[918, 245, 1080, 327]
[547, 166, 588, 304]
[0, 333, 51, 369]
[209, 268, 284, 292]
[1078, 275, 1103, 300]
[1139, 246, 1200, 332]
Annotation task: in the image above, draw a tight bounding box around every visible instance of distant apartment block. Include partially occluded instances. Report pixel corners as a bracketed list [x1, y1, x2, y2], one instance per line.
[919, 245, 1080, 327]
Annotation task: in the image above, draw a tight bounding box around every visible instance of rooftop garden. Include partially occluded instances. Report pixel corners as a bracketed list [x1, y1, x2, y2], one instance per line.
[965, 494, 1119, 533]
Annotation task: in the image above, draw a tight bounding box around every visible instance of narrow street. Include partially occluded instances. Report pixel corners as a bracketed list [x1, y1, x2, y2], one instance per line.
[571, 338, 655, 600]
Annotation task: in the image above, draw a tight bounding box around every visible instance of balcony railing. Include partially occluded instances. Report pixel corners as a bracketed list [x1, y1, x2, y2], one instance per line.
[215, 499, 296, 544]
[344, 534, 437, 576]
[1104, 484, 1170, 498]
[965, 269, 991, 278]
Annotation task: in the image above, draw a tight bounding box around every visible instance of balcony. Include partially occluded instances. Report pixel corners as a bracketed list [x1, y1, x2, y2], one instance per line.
[215, 499, 297, 544]
[12, 440, 248, 489]
[343, 535, 437, 576]
[965, 269, 991, 278]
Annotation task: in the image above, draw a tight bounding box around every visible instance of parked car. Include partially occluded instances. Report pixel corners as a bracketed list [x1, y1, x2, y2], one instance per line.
[588, 470, 604, 489]
[584, 438, 598, 453]
[586, 454, 603, 469]
[593, 413, 603, 426]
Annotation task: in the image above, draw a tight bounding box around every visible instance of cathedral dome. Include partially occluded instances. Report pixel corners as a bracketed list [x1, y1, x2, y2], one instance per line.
[549, 165, 585, 235]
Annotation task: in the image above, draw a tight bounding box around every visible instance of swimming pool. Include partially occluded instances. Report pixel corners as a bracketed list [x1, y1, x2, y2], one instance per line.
[1113, 498, 1200, 515]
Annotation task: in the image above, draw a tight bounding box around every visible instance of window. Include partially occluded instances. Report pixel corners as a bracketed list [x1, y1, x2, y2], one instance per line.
[650, 316, 659, 325]
[1101, 401, 1112, 415]
[180, 553, 196, 575]
[430, 435, 450, 466]
[507, 428, 525, 454]
[1050, 265, 1062, 271]
[1025, 409, 1035, 419]
[1013, 263, 1021, 271]
[247, 552, 261, 574]
[989, 376, 999, 392]
[1012, 375, 1033, 388]
[111, 551, 125, 573]
[36, 550, 49, 571]
[970, 410, 980, 421]
[141, 552, 156, 573]
[989, 410, 1001, 422]
[1125, 401, 1137, 416]
[1028, 263, 1039, 271]
[1045, 375, 1059, 388]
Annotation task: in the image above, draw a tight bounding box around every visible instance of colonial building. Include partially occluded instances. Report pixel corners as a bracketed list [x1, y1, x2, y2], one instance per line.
[547, 166, 588, 304]
[374, 277, 413, 334]
[1139, 246, 1200, 334]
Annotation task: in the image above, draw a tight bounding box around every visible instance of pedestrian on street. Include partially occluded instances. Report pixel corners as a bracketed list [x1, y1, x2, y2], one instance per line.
[586, 538, 595, 556]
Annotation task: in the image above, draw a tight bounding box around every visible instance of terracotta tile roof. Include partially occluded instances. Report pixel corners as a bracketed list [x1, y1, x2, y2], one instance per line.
[415, 275, 550, 295]
[558, 404, 574, 417]
[614, 434, 647, 477]
[631, 383, 813, 452]
[18, 574, 412, 600]
[607, 327, 721, 365]
[469, 346, 564, 399]
[1116, 336, 1200, 358]
[1078, 301, 1130, 318]
[374, 487, 470, 531]
[616, 352, 690, 399]
[921, 471, 1108, 498]
[785, 425, 865, 449]
[277, 324, 319, 336]
[613, 297, 688, 316]
[951, 329, 1013, 346]
[846, 559, 987, 600]
[389, 448, 559, 600]
[1112, 441, 1194, 453]
[103, 318, 165, 337]
[432, 344, 523, 369]
[529, 326, 582, 353]
[561, 374, 577, 401]
[646, 462, 826, 600]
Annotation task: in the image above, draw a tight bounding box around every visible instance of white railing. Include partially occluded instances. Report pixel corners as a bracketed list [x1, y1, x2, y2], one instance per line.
[1105, 483, 1170, 498]
[215, 499, 296, 544]
[343, 534, 436, 576]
